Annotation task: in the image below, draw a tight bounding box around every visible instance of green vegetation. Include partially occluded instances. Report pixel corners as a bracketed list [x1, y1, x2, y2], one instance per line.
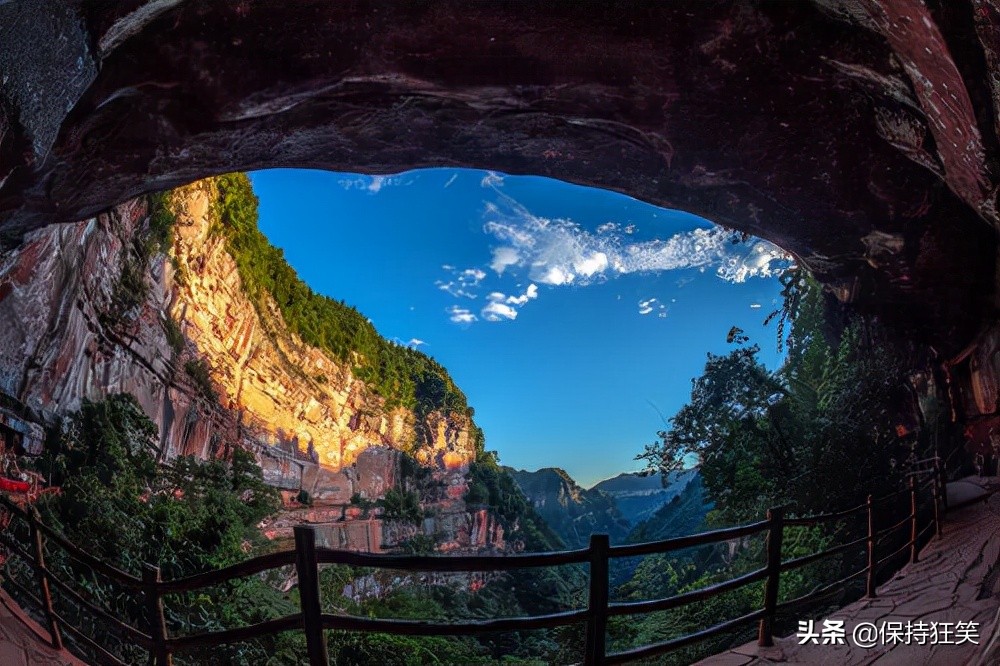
[612, 272, 919, 662]
[102, 191, 178, 327]
[465, 450, 564, 553]
[162, 314, 184, 353]
[183, 358, 217, 401]
[9, 395, 293, 665]
[209, 173, 471, 429]
[377, 486, 423, 524]
[638, 274, 912, 522]
[3, 395, 586, 664]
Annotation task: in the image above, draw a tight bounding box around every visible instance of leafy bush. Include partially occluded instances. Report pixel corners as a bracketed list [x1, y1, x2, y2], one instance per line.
[22, 395, 291, 665]
[162, 315, 184, 353]
[377, 487, 423, 525]
[183, 358, 217, 401]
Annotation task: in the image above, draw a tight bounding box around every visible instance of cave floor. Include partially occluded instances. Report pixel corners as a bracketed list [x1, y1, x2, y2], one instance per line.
[697, 479, 1000, 666]
[0, 590, 84, 665]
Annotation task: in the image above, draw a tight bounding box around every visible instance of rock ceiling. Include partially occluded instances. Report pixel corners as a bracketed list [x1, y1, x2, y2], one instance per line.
[1, 0, 999, 352]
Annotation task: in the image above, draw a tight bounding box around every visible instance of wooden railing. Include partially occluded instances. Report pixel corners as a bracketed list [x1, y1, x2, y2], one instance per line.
[0, 463, 954, 666]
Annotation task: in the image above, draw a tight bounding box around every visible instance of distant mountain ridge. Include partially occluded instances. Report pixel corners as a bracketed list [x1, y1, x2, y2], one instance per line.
[592, 468, 700, 526]
[508, 466, 707, 550]
[505, 467, 631, 547]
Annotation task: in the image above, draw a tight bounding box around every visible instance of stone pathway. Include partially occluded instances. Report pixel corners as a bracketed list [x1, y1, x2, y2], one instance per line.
[698, 478, 1000, 666]
[0, 590, 84, 665]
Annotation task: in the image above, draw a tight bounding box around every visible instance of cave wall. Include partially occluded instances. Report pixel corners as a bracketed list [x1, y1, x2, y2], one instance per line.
[0, 0, 999, 353]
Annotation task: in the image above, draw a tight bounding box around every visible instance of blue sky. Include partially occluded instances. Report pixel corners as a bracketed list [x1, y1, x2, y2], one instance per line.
[249, 169, 789, 488]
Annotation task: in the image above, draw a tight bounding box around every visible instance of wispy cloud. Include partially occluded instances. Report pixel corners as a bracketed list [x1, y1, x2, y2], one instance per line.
[438, 175, 790, 326]
[480, 171, 505, 188]
[480, 193, 789, 287]
[447, 306, 477, 324]
[337, 174, 407, 194]
[436, 268, 486, 299]
[444, 173, 458, 188]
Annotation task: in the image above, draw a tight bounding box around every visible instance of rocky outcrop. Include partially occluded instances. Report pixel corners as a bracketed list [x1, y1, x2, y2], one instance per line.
[0, 181, 498, 553]
[0, 196, 217, 457]
[166, 179, 475, 474]
[0, 182, 476, 481]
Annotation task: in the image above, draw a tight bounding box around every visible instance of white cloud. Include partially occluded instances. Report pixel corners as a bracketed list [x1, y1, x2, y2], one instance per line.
[750, 303, 762, 309]
[444, 173, 458, 188]
[436, 267, 487, 298]
[505, 283, 538, 305]
[638, 297, 667, 317]
[407, 338, 426, 347]
[481, 171, 505, 188]
[337, 174, 405, 194]
[479, 196, 790, 288]
[447, 306, 477, 324]
[534, 265, 576, 285]
[482, 301, 518, 321]
[435, 186, 789, 326]
[490, 247, 521, 274]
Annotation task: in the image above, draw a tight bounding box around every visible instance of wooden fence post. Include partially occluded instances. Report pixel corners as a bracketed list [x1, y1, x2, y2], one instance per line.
[294, 525, 329, 666]
[909, 476, 918, 564]
[584, 533, 609, 666]
[757, 506, 784, 648]
[142, 564, 171, 666]
[866, 495, 876, 598]
[935, 456, 948, 512]
[27, 511, 61, 650]
[930, 465, 943, 539]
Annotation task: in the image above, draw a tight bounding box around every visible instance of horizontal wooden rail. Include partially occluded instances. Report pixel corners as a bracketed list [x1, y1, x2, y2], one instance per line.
[608, 567, 768, 617]
[0, 459, 951, 666]
[606, 608, 768, 665]
[877, 513, 913, 539]
[32, 520, 143, 590]
[609, 520, 769, 558]
[783, 501, 867, 526]
[321, 609, 589, 636]
[0, 528, 37, 564]
[0, 496, 143, 589]
[780, 534, 868, 573]
[157, 550, 297, 593]
[167, 615, 303, 652]
[52, 608, 129, 666]
[45, 571, 152, 648]
[316, 546, 589, 571]
[875, 540, 915, 570]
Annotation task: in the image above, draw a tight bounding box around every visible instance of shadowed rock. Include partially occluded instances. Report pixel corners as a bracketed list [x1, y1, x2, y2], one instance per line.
[0, 1, 999, 350]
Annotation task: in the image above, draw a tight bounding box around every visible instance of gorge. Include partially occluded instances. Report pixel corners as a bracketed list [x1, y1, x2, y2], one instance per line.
[4, 1, 1000, 664]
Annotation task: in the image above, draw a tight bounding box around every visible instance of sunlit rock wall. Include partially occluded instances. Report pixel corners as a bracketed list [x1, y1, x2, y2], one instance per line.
[166, 179, 476, 473]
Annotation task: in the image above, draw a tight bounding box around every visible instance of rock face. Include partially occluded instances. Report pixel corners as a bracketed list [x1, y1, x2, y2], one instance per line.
[1, 1, 999, 353]
[166, 179, 475, 475]
[0, 180, 493, 553]
[0, 196, 213, 453]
